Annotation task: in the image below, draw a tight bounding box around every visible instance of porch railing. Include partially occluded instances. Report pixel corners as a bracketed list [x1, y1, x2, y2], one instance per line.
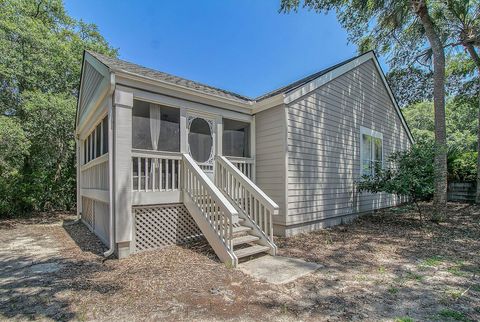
[81, 153, 109, 190]
[215, 156, 278, 248]
[226, 156, 255, 181]
[132, 151, 182, 192]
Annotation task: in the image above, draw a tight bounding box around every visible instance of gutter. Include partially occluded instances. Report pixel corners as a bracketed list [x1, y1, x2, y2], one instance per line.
[104, 72, 116, 258]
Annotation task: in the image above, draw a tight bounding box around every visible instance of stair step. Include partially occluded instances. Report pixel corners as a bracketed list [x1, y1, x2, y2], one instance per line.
[232, 234, 259, 246]
[234, 245, 270, 259]
[233, 226, 251, 234]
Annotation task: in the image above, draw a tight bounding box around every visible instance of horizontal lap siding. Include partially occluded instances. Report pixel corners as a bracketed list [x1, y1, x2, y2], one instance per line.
[255, 105, 286, 226]
[286, 60, 410, 226]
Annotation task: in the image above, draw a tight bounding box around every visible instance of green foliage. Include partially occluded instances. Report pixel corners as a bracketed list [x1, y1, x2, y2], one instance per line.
[402, 98, 478, 182]
[438, 308, 469, 321]
[0, 0, 116, 217]
[0, 116, 29, 215]
[357, 141, 436, 203]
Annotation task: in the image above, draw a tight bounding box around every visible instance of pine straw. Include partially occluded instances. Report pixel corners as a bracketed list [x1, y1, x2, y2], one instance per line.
[0, 203, 479, 321]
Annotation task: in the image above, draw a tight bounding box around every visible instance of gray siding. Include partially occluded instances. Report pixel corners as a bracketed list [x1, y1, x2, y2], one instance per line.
[286, 59, 411, 229]
[255, 105, 287, 228]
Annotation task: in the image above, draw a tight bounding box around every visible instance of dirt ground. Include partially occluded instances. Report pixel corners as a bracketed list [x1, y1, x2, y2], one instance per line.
[0, 203, 478, 321]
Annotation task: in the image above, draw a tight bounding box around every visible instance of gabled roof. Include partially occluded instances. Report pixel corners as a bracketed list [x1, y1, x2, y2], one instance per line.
[87, 50, 366, 103]
[85, 50, 413, 143]
[88, 51, 252, 104]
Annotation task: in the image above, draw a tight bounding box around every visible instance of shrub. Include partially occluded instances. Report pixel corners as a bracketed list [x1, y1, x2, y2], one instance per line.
[357, 141, 435, 217]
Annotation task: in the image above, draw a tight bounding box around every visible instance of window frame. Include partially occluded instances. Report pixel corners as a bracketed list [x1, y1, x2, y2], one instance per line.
[360, 126, 384, 177]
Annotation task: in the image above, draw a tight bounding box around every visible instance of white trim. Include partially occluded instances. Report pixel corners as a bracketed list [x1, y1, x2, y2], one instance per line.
[360, 126, 384, 177]
[284, 52, 375, 104]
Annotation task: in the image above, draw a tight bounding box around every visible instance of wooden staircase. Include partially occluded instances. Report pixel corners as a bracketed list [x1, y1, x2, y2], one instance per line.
[182, 154, 278, 267]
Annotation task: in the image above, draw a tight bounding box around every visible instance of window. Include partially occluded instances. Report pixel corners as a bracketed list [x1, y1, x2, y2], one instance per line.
[222, 118, 250, 158]
[132, 100, 180, 152]
[95, 123, 101, 157]
[102, 117, 108, 154]
[82, 115, 108, 165]
[360, 127, 383, 176]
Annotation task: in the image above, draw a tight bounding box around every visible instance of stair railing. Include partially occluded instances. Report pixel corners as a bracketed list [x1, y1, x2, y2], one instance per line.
[182, 154, 238, 266]
[215, 156, 279, 251]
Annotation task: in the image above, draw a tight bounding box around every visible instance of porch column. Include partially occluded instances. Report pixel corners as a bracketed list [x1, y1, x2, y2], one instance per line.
[113, 89, 134, 258]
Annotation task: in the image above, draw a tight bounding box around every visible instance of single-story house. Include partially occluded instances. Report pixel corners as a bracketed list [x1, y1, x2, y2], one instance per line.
[76, 50, 413, 266]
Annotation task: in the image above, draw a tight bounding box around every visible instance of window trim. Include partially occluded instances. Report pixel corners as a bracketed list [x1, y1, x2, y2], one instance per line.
[360, 126, 384, 176]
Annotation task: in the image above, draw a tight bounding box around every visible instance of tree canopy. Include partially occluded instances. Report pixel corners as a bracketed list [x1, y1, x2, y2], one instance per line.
[0, 0, 116, 216]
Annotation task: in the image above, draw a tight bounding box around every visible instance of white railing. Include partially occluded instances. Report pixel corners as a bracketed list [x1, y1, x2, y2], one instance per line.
[226, 156, 255, 181]
[81, 153, 109, 190]
[183, 154, 238, 266]
[215, 156, 278, 247]
[132, 151, 182, 192]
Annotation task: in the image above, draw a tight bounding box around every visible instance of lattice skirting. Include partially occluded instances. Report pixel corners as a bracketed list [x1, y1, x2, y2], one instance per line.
[134, 204, 202, 252]
[82, 197, 94, 228]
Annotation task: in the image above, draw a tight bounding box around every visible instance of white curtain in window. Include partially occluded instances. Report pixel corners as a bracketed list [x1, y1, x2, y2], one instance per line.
[149, 104, 161, 150]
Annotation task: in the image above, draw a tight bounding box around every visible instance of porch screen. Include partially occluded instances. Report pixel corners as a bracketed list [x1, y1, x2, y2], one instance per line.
[132, 100, 180, 152]
[223, 119, 250, 158]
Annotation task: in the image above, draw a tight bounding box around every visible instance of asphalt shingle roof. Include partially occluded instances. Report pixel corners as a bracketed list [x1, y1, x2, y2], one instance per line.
[88, 50, 369, 103]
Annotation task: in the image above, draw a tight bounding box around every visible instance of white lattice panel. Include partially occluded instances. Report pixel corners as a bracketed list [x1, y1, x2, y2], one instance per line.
[82, 197, 94, 228]
[134, 204, 202, 252]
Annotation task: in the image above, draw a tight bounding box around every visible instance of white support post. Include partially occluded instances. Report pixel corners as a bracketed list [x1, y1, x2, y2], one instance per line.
[113, 89, 134, 258]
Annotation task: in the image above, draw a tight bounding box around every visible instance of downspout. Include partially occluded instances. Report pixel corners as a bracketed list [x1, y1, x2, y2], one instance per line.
[104, 72, 116, 257]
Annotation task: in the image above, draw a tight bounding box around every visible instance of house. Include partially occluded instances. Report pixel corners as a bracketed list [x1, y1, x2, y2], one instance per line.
[76, 50, 413, 266]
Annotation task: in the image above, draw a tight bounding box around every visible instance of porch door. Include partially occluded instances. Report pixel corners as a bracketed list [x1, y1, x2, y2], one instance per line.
[187, 113, 216, 179]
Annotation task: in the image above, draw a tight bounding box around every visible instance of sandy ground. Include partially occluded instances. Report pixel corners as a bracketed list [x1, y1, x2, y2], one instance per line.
[0, 203, 478, 321]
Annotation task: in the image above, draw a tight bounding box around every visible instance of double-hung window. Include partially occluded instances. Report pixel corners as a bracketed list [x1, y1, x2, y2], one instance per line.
[360, 126, 383, 176]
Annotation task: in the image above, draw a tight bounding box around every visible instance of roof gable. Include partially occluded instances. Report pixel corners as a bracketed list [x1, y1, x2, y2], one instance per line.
[83, 50, 412, 142]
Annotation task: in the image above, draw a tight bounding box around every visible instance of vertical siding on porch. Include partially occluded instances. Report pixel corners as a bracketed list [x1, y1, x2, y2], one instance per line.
[286, 60, 411, 227]
[255, 105, 287, 227]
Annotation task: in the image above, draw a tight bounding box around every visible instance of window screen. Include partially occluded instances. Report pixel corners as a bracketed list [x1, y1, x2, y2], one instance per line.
[222, 119, 250, 157]
[132, 100, 180, 152]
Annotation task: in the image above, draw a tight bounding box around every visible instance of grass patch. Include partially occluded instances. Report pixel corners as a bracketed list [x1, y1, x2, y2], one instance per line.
[420, 256, 443, 268]
[471, 284, 480, 292]
[438, 308, 470, 321]
[388, 286, 399, 294]
[447, 262, 468, 277]
[395, 317, 414, 322]
[405, 271, 424, 281]
[378, 265, 387, 274]
[445, 288, 463, 300]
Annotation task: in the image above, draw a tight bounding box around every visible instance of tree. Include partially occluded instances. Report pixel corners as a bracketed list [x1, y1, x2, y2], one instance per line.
[280, 0, 448, 219]
[441, 0, 480, 202]
[0, 0, 117, 216]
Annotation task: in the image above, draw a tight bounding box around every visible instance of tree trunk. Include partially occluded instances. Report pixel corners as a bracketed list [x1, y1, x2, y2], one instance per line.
[463, 44, 480, 203]
[411, 0, 447, 221]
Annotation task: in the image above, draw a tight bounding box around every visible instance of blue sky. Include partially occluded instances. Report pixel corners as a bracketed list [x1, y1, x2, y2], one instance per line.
[65, 0, 358, 98]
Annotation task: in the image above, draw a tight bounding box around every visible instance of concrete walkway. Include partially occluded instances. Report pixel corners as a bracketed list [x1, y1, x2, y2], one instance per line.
[238, 255, 322, 284]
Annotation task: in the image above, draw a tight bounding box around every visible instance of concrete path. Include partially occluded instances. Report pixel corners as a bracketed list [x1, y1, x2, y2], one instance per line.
[238, 255, 322, 284]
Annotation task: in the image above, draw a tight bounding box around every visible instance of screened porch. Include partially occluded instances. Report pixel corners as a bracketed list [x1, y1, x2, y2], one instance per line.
[130, 99, 255, 206]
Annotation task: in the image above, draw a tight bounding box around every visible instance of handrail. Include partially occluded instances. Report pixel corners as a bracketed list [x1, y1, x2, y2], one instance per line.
[131, 149, 182, 159]
[218, 156, 278, 211]
[215, 155, 278, 246]
[184, 154, 238, 217]
[226, 156, 255, 181]
[183, 154, 238, 260]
